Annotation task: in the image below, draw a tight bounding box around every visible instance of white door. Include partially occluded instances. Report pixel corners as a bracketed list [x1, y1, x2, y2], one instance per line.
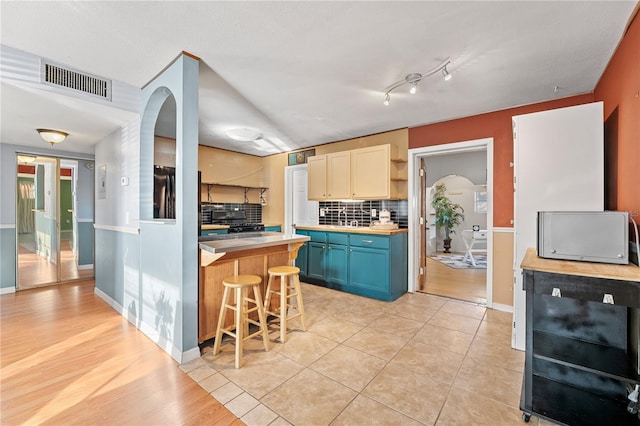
[512, 102, 604, 350]
[285, 164, 318, 234]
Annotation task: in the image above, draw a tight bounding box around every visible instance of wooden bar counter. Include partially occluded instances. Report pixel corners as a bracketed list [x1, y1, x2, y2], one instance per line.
[198, 232, 310, 343]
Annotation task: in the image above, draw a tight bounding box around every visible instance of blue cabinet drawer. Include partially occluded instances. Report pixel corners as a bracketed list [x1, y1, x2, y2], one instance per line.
[201, 229, 228, 236]
[307, 230, 327, 243]
[349, 234, 389, 249]
[327, 232, 349, 245]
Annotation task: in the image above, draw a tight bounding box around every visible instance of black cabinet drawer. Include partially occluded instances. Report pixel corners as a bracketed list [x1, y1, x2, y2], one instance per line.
[526, 270, 640, 308]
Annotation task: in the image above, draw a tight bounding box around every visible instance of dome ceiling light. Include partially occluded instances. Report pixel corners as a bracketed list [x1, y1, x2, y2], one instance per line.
[37, 128, 68, 145]
[225, 128, 263, 142]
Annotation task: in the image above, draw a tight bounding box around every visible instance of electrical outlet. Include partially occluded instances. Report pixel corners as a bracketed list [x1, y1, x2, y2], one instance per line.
[371, 209, 377, 218]
[320, 208, 325, 217]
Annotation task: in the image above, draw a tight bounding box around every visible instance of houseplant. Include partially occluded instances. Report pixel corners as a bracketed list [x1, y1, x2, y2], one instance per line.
[431, 183, 464, 253]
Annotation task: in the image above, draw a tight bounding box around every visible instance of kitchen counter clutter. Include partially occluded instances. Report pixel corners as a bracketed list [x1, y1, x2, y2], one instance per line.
[519, 248, 640, 425]
[294, 226, 407, 301]
[198, 232, 310, 343]
[295, 224, 408, 236]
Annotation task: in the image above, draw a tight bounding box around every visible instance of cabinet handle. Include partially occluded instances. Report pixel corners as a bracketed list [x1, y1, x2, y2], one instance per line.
[551, 288, 562, 297]
[362, 240, 374, 244]
[603, 294, 614, 304]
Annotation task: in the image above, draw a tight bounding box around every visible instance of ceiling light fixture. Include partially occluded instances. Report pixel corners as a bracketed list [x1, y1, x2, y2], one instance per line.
[383, 59, 452, 105]
[225, 128, 263, 142]
[37, 129, 68, 145]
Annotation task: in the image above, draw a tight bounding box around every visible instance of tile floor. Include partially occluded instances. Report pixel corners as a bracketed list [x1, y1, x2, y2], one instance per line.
[180, 284, 551, 425]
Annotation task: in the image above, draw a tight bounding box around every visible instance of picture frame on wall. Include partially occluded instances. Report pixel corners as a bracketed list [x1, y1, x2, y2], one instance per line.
[288, 149, 316, 165]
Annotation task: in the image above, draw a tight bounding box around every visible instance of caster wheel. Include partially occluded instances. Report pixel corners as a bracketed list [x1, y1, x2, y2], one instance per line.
[522, 412, 531, 423]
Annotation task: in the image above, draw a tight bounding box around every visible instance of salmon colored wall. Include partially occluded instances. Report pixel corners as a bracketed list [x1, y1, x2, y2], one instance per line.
[408, 94, 594, 227]
[594, 10, 640, 225]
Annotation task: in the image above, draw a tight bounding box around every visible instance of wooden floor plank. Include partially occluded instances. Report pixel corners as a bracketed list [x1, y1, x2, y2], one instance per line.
[0, 280, 242, 425]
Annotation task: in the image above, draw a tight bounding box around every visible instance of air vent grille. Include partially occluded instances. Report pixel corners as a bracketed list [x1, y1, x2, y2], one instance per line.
[42, 62, 111, 100]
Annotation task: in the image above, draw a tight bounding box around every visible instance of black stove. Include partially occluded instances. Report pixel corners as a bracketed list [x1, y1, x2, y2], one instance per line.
[206, 209, 264, 233]
[228, 223, 265, 233]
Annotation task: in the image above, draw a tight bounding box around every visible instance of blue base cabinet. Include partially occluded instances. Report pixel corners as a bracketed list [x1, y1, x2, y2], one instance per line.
[295, 229, 407, 301]
[265, 225, 282, 232]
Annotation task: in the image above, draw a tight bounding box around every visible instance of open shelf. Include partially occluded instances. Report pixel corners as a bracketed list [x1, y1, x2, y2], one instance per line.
[533, 330, 639, 383]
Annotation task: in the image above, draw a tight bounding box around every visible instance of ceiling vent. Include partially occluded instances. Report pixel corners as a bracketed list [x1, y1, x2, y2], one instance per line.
[41, 61, 112, 101]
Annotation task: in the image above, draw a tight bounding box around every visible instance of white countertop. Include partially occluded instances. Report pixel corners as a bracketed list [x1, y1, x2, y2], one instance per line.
[199, 232, 310, 254]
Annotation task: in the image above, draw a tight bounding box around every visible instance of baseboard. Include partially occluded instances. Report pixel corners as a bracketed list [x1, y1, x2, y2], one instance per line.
[0, 286, 16, 295]
[491, 302, 513, 313]
[77, 263, 93, 270]
[94, 287, 201, 364]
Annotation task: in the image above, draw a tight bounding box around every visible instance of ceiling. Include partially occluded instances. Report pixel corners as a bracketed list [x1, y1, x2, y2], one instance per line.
[1, 1, 637, 156]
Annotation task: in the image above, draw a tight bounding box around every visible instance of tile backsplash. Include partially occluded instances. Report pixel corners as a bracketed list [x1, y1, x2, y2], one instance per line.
[200, 203, 262, 224]
[318, 200, 408, 228]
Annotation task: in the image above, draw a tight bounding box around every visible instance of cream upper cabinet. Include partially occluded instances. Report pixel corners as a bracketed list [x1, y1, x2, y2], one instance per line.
[308, 145, 407, 201]
[307, 155, 327, 199]
[326, 151, 351, 199]
[351, 145, 407, 199]
[308, 152, 351, 200]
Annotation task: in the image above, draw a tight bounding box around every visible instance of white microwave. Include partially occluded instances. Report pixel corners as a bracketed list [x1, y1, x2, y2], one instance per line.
[537, 211, 629, 264]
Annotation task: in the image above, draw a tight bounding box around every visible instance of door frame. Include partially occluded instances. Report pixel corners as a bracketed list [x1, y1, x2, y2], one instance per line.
[407, 138, 494, 307]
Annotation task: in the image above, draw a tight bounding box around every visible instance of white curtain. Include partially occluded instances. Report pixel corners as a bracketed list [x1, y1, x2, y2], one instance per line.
[17, 181, 35, 234]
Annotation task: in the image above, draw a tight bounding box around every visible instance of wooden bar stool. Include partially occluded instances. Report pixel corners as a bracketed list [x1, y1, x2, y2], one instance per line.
[264, 266, 307, 343]
[212, 275, 270, 368]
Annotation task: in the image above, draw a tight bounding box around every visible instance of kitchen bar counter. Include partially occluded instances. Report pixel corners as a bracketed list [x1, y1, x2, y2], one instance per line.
[295, 225, 408, 236]
[198, 232, 310, 343]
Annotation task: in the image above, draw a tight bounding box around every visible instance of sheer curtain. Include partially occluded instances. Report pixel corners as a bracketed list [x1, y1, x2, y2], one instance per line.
[17, 181, 35, 234]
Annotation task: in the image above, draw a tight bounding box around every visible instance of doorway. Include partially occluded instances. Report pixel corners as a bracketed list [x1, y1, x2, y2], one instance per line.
[408, 138, 494, 307]
[16, 154, 94, 289]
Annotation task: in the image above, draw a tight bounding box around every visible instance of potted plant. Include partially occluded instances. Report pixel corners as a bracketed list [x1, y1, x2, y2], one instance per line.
[431, 183, 464, 253]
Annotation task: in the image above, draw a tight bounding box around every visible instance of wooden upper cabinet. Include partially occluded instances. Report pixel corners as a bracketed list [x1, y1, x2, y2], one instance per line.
[307, 155, 327, 200]
[326, 151, 351, 199]
[308, 144, 407, 201]
[351, 145, 407, 199]
[308, 152, 351, 200]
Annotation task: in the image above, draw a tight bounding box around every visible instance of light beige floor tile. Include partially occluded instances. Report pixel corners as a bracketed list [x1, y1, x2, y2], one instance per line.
[211, 381, 244, 404]
[179, 357, 207, 373]
[240, 404, 278, 426]
[308, 316, 364, 343]
[384, 299, 439, 323]
[225, 392, 260, 418]
[483, 308, 513, 324]
[273, 330, 338, 366]
[399, 292, 448, 310]
[310, 345, 386, 392]
[367, 314, 424, 337]
[332, 307, 385, 327]
[262, 369, 357, 426]
[215, 350, 303, 399]
[363, 363, 449, 425]
[187, 364, 217, 382]
[390, 340, 464, 384]
[440, 300, 487, 319]
[343, 327, 409, 361]
[331, 394, 422, 426]
[428, 310, 482, 335]
[453, 356, 523, 408]
[435, 387, 523, 425]
[198, 371, 229, 393]
[474, 319, 513, 346]
[412, 323, 474, 355]
[268, 416, 292, 426]
[467, 337, 525, 373]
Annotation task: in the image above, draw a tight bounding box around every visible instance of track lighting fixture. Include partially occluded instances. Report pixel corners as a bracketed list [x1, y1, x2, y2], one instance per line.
[383, 59, 452, 105]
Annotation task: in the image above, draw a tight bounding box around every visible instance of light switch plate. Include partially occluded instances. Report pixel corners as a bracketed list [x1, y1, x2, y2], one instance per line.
[120, 177, 129, 186]
[371, 209, 377, 217]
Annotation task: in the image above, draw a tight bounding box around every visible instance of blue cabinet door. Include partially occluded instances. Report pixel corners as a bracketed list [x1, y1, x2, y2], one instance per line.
[265, 226, 281, 232]
[349, 246, 390, 299]
[295, 231, 308, 277]
[307, 242, 326, 281]
[326, 243, 348, 288]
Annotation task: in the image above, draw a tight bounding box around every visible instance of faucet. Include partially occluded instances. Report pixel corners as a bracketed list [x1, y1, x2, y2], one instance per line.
[338, 208, 347, 226]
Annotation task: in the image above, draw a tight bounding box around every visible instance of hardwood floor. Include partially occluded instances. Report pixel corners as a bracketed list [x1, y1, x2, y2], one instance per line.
[17, 233, 93, 289]
[0, 280, 243, 426]
[419, 256, 486, 304]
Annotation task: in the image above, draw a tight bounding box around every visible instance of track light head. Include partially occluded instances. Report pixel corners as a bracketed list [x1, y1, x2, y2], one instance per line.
[383, 93, 390, 106]
[409, 82, 417, 95]
[442, 65, 452, 81]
